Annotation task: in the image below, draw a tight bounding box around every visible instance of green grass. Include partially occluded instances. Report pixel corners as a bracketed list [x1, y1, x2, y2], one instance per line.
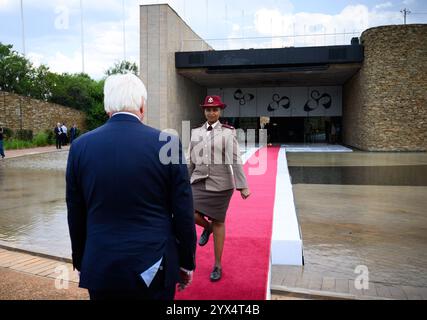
[4, 132, 53, 150]
[4, 139, 34, 150]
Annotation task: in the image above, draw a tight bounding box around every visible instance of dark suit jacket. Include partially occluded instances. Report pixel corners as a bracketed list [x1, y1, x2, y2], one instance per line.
[69, 127, 77, 140]
[66, 114, 196, 291]
[54, 126, 62, 137]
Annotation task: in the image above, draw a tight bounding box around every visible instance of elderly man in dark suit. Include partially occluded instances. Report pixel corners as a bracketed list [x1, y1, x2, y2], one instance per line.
[0, 126, 5, 159]
[54, 123, 63, 149]
[66, 73, 196, 300]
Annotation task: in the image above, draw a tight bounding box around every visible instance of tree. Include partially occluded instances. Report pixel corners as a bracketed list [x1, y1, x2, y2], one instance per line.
[105, 60, 138, 76]
[86, 100, 108, 130]
[0, 43, 142, 132]
[0, 42, 34, 96]
[30, 65, 55, 100]
[48, 73, 96, 111]
[0, 43, 54, 101]
[85, 79, 107, 130]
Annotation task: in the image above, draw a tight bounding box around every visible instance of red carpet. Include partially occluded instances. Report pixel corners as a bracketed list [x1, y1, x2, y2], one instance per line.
[176, 146, 280, 300]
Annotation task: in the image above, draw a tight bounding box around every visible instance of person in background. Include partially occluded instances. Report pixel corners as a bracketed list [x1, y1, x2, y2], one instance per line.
[54, 123, 63, 150]
[69, 124, 78, 144]
[0, 126, 5, 159]
[330, 122, 337, 144]
[61, 123, 68, 146]
[264, 121, 272, 146]
[304, 121, 313, 144]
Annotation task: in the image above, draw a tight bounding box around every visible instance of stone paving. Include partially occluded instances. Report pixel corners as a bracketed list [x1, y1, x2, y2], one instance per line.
[0, 248, 88, 300]
[0, 247, 299, 300]
[3, 246, 418, 300]
[271, 265, 427, 300]
[1, 145, 69, 160]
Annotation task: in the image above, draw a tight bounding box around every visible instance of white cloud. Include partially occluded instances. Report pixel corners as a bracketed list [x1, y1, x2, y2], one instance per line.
[48, 51, 83, 74]
[4, 0, 125, 13]
[24, 2, 141, 79]
[375, 2, 393, 10]
[251, 4, 401, 48]
[403, 0, 415, 5]
[0, 0, 13, 11]
[27, 52, 44, 67]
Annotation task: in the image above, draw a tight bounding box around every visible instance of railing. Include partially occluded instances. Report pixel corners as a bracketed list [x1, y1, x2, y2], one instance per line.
[180, 31, 362, 52]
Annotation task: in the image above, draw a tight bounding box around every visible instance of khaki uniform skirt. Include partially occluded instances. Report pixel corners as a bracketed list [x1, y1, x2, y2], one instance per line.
[191, 181, 234, 223]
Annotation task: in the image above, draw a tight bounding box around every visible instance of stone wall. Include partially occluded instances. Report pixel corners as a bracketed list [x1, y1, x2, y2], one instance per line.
[0, 91, 86, 134]
[140, 4, 209, 142]
[343, 24, 427, 151]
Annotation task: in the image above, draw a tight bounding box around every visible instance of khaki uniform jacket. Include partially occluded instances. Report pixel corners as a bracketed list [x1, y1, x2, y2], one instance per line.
[187, 122, 248, 192]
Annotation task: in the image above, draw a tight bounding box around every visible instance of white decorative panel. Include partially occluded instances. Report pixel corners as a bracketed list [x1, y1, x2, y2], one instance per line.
[208, 86, 342, 117]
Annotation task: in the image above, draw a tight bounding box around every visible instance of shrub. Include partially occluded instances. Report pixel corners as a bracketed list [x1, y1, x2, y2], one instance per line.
[33, 131, 50, 147]
[44, 129, 56, 145]
[15, 129, 33, 141]
[2, 127, 14, 139]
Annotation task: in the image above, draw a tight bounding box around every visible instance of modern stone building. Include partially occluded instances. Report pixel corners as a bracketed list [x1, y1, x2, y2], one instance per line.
[140, 4, 426, 151]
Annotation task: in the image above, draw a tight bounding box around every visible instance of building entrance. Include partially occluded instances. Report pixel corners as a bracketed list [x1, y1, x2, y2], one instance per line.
[221, 116, 342, 144]
[267, 117, 342, 144]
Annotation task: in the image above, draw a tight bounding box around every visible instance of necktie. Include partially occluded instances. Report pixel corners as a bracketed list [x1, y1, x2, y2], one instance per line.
[207, 125, 213, 131]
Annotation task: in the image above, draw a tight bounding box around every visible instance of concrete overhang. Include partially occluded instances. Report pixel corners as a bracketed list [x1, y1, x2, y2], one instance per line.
[175, 45, 363, 87]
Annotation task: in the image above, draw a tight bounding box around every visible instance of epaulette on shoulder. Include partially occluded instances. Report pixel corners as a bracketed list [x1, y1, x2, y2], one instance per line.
[221, 123, 235, 130]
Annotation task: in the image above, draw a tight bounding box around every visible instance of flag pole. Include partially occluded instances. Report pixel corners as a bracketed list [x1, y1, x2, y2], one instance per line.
[20, 0, 26, 56]
[80, 0, 85, 73]
[122, 0, 126, 61]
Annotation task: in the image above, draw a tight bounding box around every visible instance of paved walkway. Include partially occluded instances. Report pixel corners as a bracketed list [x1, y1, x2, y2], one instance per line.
[271, 265, 427, 300]
[0, 248, 88, 300]
[5, 246, 423, 300]
[1, 145, 70, 160]
[0, 247, 302, 300]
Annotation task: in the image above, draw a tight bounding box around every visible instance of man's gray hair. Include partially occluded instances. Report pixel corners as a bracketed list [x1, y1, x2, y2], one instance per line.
[103, 73, 147, 114]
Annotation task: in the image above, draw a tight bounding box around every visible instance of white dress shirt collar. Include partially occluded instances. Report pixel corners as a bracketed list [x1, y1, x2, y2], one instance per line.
[206, 121, 220, 130]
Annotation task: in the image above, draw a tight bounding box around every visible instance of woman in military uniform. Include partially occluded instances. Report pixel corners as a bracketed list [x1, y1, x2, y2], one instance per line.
[187, 95, 251, 282]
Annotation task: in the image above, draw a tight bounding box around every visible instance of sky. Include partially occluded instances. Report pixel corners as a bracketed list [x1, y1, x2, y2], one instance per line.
[0, 0, 426, 79]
